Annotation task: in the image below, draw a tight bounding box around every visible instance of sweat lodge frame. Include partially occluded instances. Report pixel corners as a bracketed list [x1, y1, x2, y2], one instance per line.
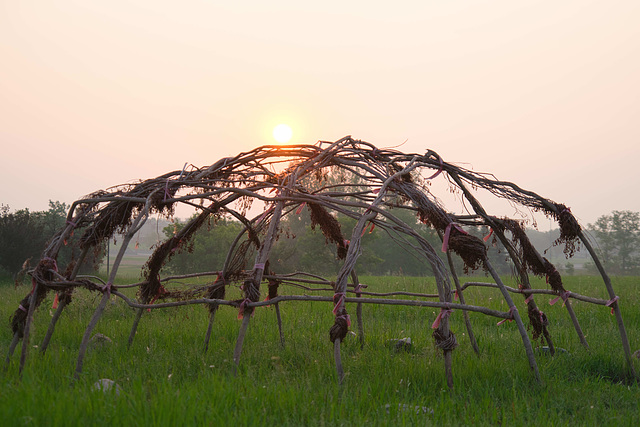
[6, 137, 637, 387]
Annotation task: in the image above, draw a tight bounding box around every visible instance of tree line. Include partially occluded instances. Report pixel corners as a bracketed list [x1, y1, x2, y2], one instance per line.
[588, 210, 640, 275]
[1, 201, 638, 279]
[149, 209, 640, 277]
[162, 208, 540, 277]
[0, 201, 103, 280]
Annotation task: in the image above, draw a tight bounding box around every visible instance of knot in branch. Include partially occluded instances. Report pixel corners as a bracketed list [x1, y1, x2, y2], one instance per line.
[432, 329, 458, 351]
[329, 312, 350, 343]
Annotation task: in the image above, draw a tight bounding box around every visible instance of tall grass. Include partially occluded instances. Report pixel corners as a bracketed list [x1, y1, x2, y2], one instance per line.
[1, 275, 638, 426]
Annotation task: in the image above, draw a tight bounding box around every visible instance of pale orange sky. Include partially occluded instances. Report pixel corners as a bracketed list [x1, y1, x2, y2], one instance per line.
[1, 1, 639, 226]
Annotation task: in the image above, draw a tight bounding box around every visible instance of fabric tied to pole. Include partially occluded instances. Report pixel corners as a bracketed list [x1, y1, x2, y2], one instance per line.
[605, 295, 619, 314]
[483, 228, 494, 242]
[237, 298, 252, 319]
[52, 293, 59, 310]
[332, 292, 346, 315]
[18, 304, 27, 313]
[549, 291, 571, 306]
[425, 155, 443, 180]
[524, 294, 534, 304]
[431, 307, 453, 329]
[254, 263, 265, 271]
[148, 285, 168, 312]
[497, 306, 517, 326]
[442, 223, 468, 252]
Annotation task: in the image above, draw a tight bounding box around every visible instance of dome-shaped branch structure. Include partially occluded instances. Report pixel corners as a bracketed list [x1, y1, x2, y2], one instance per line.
[6, 136, 636, 386]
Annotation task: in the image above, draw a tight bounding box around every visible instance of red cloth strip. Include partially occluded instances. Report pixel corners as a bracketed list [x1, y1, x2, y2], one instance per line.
[549, 291, 571, 306]
[425, 155, 443, 180]
[431, 307, 453, 329]
[332, 292, 346, 315]
[237, 298, 252, 319]
[605, 295, 620, 315]
[497, 306, 517, 326]
[441, 223, 467, 252]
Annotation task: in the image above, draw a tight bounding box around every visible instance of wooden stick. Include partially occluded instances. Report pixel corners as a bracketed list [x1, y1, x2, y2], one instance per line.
[41, 246, 91, 354]
[40, 297, 69, 355]
[127, 308, 144, 348]
[334, 338, 344, 385]
[74, 197, 152, 379]
[73, 289, 111, 380]
[4, 333, 19, 369]
[485, 259, 541, 383]
[203, 308, 217, 353]
[443, 243, 480, 355]
[19, 281, 39, 375]
[275, 303, 285, 348]
[233, 314, 252, 375]
[233, 194, 285, 369]
[351, 270, 365, 349]
[578, 230, 637, 380]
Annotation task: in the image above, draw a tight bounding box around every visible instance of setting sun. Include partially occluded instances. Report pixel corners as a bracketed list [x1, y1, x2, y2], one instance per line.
[273, 124, 293, 143]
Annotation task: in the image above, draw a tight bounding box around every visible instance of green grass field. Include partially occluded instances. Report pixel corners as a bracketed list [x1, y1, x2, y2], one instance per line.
[1, 275, 639, 426]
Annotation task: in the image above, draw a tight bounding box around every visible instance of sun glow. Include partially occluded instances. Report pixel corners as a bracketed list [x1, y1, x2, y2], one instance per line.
[273, 124, 293, 144]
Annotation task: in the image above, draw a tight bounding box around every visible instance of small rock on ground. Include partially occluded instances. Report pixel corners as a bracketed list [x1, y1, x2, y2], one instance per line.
[384, 403, 433, 415]
[388, 337, 412, 352]
[92, 379, 122, 396]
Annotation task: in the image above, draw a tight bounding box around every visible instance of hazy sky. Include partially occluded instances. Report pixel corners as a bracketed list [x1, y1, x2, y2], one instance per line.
[1, 1, 639, 227]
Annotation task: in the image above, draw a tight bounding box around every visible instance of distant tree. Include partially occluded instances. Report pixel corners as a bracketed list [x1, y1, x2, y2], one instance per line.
[564, 262, 575, 276]
[0, 201, 103, 280]
[0, 204, 47, 276]
[588, 210, 640, 275]
[162, 216, 244, 274]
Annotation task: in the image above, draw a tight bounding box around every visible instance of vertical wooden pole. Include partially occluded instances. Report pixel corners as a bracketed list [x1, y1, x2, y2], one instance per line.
[19, 282, 39, 375]
[442, 236, 480, 355]
[74, 198, 151, 380]
[579, 231, 636, 379]
[485, 260, 541, 383]
[203, 308, 217, 353]
[275, 303, 285, 348]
